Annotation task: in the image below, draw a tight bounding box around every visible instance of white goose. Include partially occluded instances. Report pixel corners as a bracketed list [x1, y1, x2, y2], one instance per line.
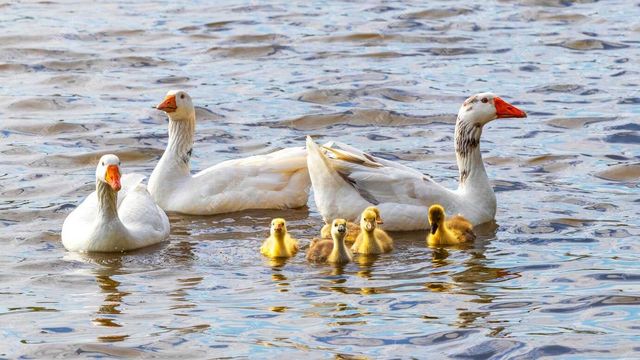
[61, 154, 170, 252]
[148, 90, 310, 215]
[306, 92, 527, 231]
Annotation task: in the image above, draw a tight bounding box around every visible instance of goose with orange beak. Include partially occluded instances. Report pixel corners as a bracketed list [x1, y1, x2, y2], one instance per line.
[148, 90, 311, 215]
[306, 93, 527, 231]
[61, 154, 170, 252]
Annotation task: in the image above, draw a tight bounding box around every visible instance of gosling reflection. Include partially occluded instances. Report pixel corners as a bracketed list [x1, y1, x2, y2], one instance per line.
[357, 253, 381, 267]
[424, 222, 516, 329]
[265, 256, 290, 268]
[270, 269, 290, 292]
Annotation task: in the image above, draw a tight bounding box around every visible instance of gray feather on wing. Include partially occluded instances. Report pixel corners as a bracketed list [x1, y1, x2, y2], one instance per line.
[322, 146, 382, 168]
[336, 170, 380, 205]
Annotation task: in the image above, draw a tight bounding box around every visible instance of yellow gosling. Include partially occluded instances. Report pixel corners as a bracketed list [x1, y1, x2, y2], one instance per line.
[319, 206, 381, 243]
[261, 218, 299, 259]
[307, 219, 353, 264]
[351, 207, 393, 254]
[426, 204, 476, 246]
[320, 221, 359, 243]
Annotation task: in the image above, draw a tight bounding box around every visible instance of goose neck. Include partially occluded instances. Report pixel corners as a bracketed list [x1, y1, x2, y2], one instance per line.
[166, 114, 195, 169]
[96, 180, 120, 222]
[454, 117, 489, 190]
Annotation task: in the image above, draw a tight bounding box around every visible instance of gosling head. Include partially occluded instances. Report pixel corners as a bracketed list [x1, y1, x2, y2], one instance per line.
[428, 204, 446, 235]
[458, 92, 527, 126]
[96, 154, 122, 191]
[156, 90, 195, 120]
[270, 218, 287, 237]
[360, 207, 380, 233]
[364, 206, 383, 224]
[331, 218, 348, 241]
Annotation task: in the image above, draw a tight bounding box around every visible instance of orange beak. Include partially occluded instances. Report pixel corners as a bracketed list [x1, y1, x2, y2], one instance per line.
[105, 165, 121, 191]
[156, 95, 177, 113]
[494, 97, 527, 119]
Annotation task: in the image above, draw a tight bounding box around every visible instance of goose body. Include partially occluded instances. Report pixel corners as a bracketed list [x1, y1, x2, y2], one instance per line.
[306, 93, 527, 231]
[427, 204, 476, 246]
[61, 155, 170, 252]
[260, 218, 299, 259]
[149, 90, 310, 215]
[307, 219, 353, 264]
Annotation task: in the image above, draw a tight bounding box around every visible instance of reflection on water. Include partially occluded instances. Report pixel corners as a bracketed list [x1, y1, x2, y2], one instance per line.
[1, 0, 640, 357]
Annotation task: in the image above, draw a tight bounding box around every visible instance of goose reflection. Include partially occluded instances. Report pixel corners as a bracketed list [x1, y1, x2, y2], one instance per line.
[64, 252, 130, 342]
[62, 239, 198, 342]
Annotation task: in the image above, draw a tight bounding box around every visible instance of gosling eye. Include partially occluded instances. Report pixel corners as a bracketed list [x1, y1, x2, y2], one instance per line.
[481, 97, 489, 103]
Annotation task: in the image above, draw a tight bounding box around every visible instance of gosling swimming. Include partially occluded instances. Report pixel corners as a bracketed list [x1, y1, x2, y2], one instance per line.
[260, 218, 299, 258]
[351, 207, 393, 254]
[319, 206, 381, 243]
[426, 204, 476, 246]
[307, 219, 353, 264]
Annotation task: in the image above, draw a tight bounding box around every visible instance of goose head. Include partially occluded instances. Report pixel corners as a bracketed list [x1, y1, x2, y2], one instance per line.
[156, 90, 195, 120]
[360, 207, 380, 233]
[455, 93, 527, 159]
[428, 204, 446, 235]
[331, 218, 348, 241]
[457, 92, 526, 126]
[270, 218, 288, 237]
[96, 154, 121, 191]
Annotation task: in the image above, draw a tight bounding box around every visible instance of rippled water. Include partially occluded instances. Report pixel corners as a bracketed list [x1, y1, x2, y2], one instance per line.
[1, 0, 639, 358]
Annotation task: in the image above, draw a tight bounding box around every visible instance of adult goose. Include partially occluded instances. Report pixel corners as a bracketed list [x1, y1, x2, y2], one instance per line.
[61, 155, 170, 252]
[306, 92, 526, 231]
[149, 90, 310, 215]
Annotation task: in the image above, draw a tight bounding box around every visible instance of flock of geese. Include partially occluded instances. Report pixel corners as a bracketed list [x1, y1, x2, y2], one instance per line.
[61, 90, 528, 265]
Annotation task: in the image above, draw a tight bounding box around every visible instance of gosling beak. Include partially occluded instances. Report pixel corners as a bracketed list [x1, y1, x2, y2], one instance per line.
[494, 97, 527, 119]
[337, 224, 346, 233]
[365, 221, 374, 231]
[275, 224, 284, 231]
[430, 223, 438, 235]
[105, 165, 121, 191]
[376, 219, 383, 225]
[156, 94, 177, 113]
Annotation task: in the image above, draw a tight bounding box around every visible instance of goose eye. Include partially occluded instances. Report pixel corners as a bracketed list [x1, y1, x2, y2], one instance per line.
[180, 94, 185, 99]
[101, 161, 104, 166]
[481, 98, 489, 103]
